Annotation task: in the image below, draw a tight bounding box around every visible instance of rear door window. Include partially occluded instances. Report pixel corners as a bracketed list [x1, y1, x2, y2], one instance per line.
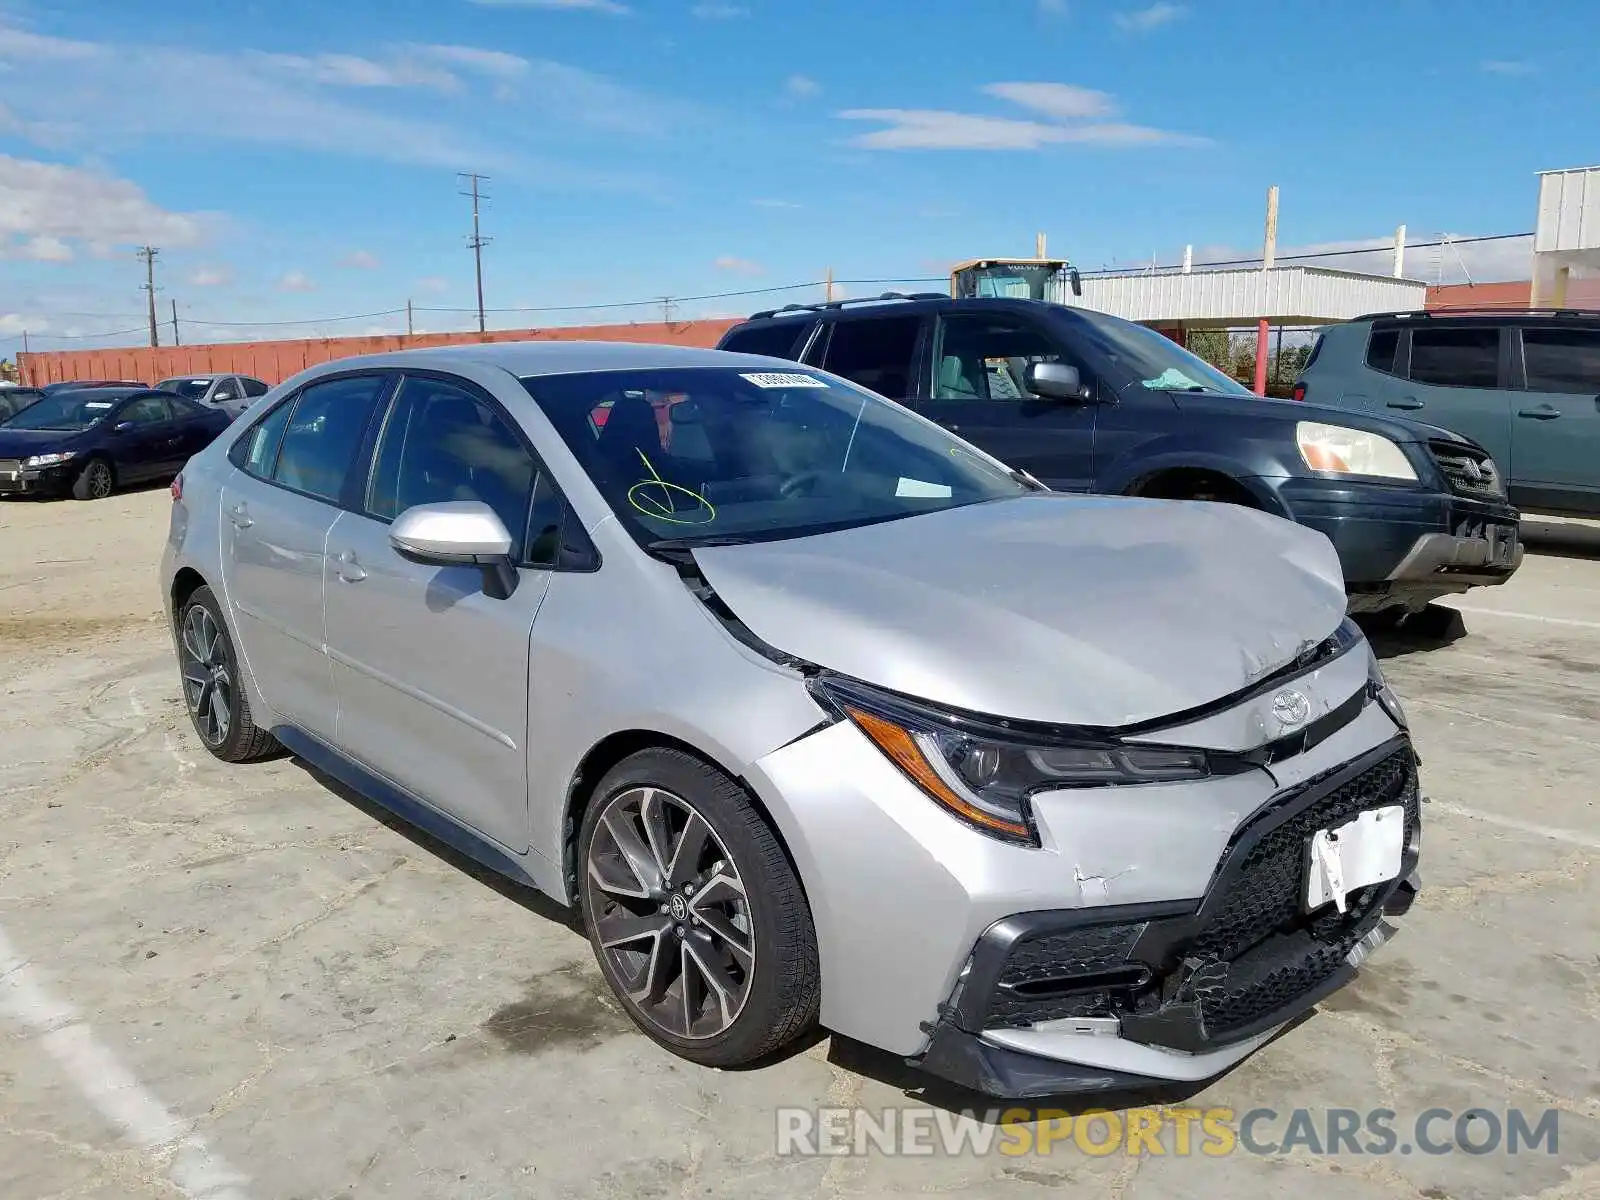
[819, 315, 923, 399]
[1521, 328, 1600, 393]
[1407, 328, 1500, 388]
[271, 375, 388, 502]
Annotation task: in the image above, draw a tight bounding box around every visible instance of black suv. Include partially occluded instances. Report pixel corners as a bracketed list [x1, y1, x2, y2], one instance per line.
[717, 293, 1523, 614]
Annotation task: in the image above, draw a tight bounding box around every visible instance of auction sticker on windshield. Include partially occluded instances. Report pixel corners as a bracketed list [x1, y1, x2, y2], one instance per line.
[85, 402, 114, 409]
[739, 372, 828, 389]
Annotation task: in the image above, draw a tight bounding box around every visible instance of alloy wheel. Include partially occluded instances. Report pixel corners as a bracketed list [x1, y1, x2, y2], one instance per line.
[87, 461, 112, 499]
[179, 606, 232, 746]
[585, 787, 755, 1040]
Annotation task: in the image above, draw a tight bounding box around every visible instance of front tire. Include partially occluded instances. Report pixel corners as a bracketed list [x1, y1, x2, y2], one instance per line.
[71, 457, 114, 501]
[176, 586, 280, 763]
[578, 748, 820, 1067]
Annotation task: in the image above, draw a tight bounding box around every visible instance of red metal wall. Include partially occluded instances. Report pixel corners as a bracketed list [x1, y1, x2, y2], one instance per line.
[17, 318, 740, 387]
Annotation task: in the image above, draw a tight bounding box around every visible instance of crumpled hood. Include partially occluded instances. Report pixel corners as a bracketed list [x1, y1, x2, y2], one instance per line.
[692, 493, 1348, 727]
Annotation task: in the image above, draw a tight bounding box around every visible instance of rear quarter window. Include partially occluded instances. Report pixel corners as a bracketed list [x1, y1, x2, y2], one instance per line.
[1365, 329, 1400, 374]
[719, 322, 808, 361]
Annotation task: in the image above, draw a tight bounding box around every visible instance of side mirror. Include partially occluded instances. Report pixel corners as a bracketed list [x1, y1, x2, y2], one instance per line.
[390, 501, 519, 599]
[1025, 361, 1092, 403]
[114, 420, 135, 432]
[1069, 266, 1083, 298]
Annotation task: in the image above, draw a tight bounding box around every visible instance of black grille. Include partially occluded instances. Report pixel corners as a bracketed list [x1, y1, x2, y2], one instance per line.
[976, 745, 1420, 1040]
[1190, 749, 1417, 963]
[1430, 441, 1503, 500]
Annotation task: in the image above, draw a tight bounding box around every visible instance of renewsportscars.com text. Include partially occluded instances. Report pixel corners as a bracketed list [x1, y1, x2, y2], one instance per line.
[775, 1106, 1560, 1158]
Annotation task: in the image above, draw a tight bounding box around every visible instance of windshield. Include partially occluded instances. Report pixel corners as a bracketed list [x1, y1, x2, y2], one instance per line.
[1, 394, 119, 431]
[1069, 310, 1253, 397]
[523, 367, 1028, 547]
[156, 378, 212, 400]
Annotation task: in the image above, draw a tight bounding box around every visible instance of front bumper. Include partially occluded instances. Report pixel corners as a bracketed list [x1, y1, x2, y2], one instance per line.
[1267, 477, 1521, 612]
[0, 462, 73, 494]
[910, 737, 1421, 1098]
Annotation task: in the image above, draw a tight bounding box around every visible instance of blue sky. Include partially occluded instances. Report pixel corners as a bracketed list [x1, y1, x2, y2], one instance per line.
[1, 0, 1594, 355]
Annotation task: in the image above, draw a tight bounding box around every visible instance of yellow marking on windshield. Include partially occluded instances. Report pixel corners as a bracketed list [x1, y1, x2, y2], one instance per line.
[628, 447, 717, 526]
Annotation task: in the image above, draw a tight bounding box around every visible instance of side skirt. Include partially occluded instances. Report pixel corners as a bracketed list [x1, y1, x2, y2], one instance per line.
[271, 724, 549, 894]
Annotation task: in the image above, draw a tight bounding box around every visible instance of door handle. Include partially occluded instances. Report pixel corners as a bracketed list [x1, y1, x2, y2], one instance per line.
[335, 550, 367, 582]
[1386, 397, 1424, 410]
[226, 502, 252, 529]
[1516, 404, 1561, 420]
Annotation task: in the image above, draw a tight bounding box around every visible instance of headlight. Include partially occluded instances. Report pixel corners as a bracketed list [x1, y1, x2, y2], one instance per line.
[810, 677, 1218, 846]
[23, 451, 76, 468]
[1296, 422, 1417, 481]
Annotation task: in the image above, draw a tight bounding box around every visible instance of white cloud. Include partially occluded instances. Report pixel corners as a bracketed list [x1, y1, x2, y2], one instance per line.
[1, 313, 50, 335]
[1481, 59, 1535, 76]
[277, 270, 317, 293]
[7, 235, 74, 262]
[339, 250, 382, 269]
[1116, 3, 1186, 32]
[714, 255, 763, 275]
[0, 155, 207, 251]
[188, 264, 233, 287]
[839, 84, 1207, 151]
[255, 51, 460, 92]
[785, 73, 820, 99]
[414, 276, 451, 295]
[0, 25, 670, 172]
[415, 44, 530, 78]
[982, 82, 1113, 120]
[469, 0, 630, 12]
[1038, 0, 1069, 15]
[692, 3, 748, 16]
[750, 198, 801, 209]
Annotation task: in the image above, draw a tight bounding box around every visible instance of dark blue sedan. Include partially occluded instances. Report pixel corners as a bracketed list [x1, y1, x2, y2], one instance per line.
[0, 387, 232, 500]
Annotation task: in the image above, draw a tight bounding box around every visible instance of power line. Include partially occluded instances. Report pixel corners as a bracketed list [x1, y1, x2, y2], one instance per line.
[459, 172, 492, 334]
[5, 230, 1542, 348]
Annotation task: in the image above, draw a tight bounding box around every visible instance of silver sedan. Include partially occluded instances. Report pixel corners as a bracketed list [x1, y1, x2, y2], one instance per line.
[160, 340, 1420, 1097]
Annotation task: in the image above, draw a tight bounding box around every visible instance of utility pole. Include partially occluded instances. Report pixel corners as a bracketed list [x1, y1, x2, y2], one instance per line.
[137, 245, 161, 348]
[824, 267, 834, 303]
[171, 299, 181, 347]
[661, 296, 675, 327]
[406, 298, 414, 337]
[1253, 186, 1279, 396]
[458, 173, 492, 334]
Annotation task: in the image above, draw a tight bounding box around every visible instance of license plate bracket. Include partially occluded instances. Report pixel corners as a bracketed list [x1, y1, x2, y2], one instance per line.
[1305, 804, 1405, 913]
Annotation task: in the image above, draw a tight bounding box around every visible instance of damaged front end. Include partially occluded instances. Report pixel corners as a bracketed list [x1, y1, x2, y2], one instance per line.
[911, 736, 1422, 1099]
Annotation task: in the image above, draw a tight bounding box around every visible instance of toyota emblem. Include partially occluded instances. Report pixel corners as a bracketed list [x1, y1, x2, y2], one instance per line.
[1271, 688, 1313, 728]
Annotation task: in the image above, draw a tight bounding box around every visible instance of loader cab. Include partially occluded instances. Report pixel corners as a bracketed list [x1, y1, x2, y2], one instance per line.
[950, 258, 1081, 302]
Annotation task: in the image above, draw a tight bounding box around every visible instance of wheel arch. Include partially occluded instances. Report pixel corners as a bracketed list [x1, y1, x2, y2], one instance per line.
[169, 566, 210, 628]
[1125, 465, 1269, 507]
[560, 728, 815, 918]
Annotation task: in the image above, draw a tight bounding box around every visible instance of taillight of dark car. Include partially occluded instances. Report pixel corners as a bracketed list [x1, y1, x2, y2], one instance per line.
[1291, 382, 1307, 402]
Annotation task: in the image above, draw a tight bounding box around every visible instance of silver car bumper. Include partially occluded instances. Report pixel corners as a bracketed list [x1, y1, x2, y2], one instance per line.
[745, 673, 1412, 1096]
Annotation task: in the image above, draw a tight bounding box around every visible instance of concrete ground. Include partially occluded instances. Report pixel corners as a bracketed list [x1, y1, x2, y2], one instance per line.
[1, 489, 1596, 1200]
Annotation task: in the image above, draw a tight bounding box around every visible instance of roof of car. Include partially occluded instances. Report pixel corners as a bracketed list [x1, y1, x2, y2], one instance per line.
[311, 339, 796, 377]
[47, 386, 153, 400]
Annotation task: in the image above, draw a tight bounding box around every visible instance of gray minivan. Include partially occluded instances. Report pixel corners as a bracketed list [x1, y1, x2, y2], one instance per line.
[1295, 310, 1600, 517]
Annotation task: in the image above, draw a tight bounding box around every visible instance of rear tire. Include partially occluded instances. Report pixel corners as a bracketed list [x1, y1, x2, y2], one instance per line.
[578, 748, 820, 1067]
[70, 457, 114, 501]
[176, 586, 280, 763]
